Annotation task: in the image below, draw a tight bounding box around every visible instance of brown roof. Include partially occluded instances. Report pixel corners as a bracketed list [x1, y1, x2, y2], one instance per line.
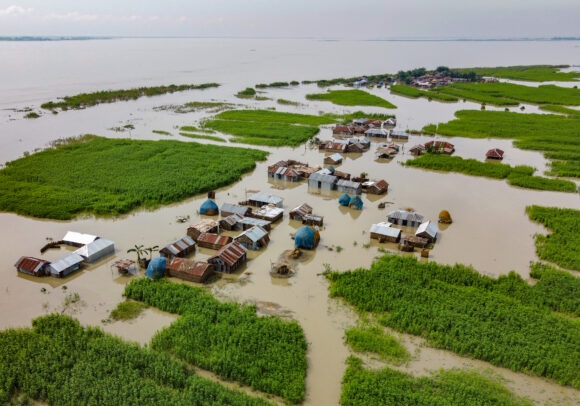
[198, 233, 232, 246]
[188, 219, 219, 233]
[290, 203, 313, 217]
[167, 258, 213, 277]
[333, 125, 354, 134]
[14, 256, 50, 272]
[486, 148, 504, 158]
[221, 214, 243, 227]
[373, 180, 389, 189]
[425, 141, 454, 149]
[208, 241, 247, 266]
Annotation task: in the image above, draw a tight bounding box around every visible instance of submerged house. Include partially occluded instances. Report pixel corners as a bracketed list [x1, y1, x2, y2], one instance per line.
[376, 147, 398, 159]
[308, 170, 338, 190]
[387, 210, 424, 227]
[196, 233, 233, 250]
[289, 203, 313, 221]
[47, 253, 85, 278]
[15, 256, 50, 277]
[250, 205, 284, 222]
[370, 222, 401, 243]
[166, 258, 214, 283]
[235, 226, 270, 250]
[425, 140, 455, 154]
[336, 179, 362, 195]
[208, 241, 247, 273]
[74, 238, 115, 263]
[390, 130, 409, 140]
[409, 144, 426, 156]
[159, 236, 196, 259]
[324, 153, 344, 165]
[365, 128, 389, 138]
[366, 179, 389, 194]
[219, 214, 244, 231]
[220, 203, 252, 218]
[238, 216, 271, 231]
[416, 221, 439, 243]
[333, 125, 354, 136]
[62, 231, 98, 247]
[247, 192, 284, 208]
[401, 234, 429, 248]
[187, 219, 219, 240]
[319, 140, 347, 152]
[268, 166, 302, 182]
[486, 148, 504, 160]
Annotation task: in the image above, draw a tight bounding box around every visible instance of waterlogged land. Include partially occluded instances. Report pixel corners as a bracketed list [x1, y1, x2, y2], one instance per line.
[457, 65, 580, 82]
[306, 89, 397, 109]
[390, 84, 458, 102]
[0, 136, 267, 219]
[41, 83, 219, 111]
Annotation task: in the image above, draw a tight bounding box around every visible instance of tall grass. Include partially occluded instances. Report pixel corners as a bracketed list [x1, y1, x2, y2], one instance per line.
[306, 89, 397, 109]
[459, 65, 579, 82]
[390, 84, 458, 101]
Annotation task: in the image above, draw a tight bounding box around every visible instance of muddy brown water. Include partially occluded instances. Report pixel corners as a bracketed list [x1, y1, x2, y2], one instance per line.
[1, 79, 579, 405]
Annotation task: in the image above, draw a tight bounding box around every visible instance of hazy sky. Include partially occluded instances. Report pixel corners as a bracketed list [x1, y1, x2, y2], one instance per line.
[0, 1, 579, 39]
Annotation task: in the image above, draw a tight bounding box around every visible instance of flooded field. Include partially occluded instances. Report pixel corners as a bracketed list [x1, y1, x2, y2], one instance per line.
[0, 39, 579, 405]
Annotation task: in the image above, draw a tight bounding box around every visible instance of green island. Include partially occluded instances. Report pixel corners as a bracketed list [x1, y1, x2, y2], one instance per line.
[236, 87, 257, 98]
[306, 89, 397, 109]
[404, 154, 578, 193]
[255, 81, 292, 88]
[345, 324, 409, 363]
[457, 65, 580, 82]
[326, 254, 580, 388]
[41, 83, 219, 111]
[0, 314, 272, 406]
[0, 136, 267, 219]
[202, 109, 337, 147]
[527, 205, 580, 271]
[341, 357, 532, 406]
[109, 300, 148, 321]
[390, 84, 458, 101]
[426, 110, 580, 177]
[154, 101, 234, 114]
[539, 104, 580, 115]
[152, 129, 172, 136]
[431, 82, 580, 106]
[179, 132, 226, 142]
[124, 278, 307, 403]
[277, 98, 301, 106]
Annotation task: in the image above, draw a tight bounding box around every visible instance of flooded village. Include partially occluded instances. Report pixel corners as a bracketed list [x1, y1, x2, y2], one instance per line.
[0, 36, 579, 406]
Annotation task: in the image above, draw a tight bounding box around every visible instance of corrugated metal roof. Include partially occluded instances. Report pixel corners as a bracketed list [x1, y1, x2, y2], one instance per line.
[237, 226, 268, 243]
[167, 258, 212, 277]
[220, 203, 250, 216]
[209, 241, 246, 266]
[365, 128, 389, 136]
[290, 203, 312, 217]
[62, 231, 98, 246]
[49, 253, 85, 273]
[370, 222, 401, 238]
[327, 153, 344, 162]
[337, 179, 361, 189]
[390, 130, 408, 137]
[253, 205, 283, 219]
[416, 221, 439, 238]
[248, 192, 284, 206]
[388, 210, 424, 223]
[239, 217, 270, 228]
[74, 238, 114, 259]
[162, 236, 196, 255]
[309, 170, 337, 184]
[188, 219, 219, 233]
[221, 214, 244, 226]
[275, 167, 300, 177]
[198, 233, 232, 246]
[14, 256, 50, 273]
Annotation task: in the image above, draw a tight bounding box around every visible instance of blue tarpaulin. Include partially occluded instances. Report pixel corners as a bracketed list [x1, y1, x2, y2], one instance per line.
[349, 195, 363, 210]
[200, 199, 219, 215]
[338, 193, 351, 206]
[146, 257, 167, 280]
[294, 226, 320, 249]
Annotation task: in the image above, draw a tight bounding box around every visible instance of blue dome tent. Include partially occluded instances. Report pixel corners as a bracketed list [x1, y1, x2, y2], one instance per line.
[349, 195, 363, 210]
[146, 257, 167, 280]
[294, 226, 320, 249]
[338, 193, 351, 206]
[200, 199, 219, 215]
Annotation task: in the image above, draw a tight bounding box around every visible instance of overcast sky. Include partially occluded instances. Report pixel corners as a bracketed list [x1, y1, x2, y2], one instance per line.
[0, 1, 579, 39]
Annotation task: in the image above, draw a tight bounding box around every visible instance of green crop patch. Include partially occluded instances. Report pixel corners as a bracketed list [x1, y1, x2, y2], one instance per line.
[0, 136, 267, 219]
[390, 84, 458, 102]
[124, 278, 307, 403]
[345, 325, 409, 363]
[326, 255, 580, 388]
[459, 65, 580, 82]
[306, 89, 397, 108]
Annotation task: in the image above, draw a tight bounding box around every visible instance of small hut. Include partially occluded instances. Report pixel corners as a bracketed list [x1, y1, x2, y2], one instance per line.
[387, 210, 424, 227]
[196, 233, 232, 250]
[219, 214, 244, 230]
[409, 144, 426, 156]
[200, 199, 219, 215]
[390, 130, 409, 140]
[349, 195, 363, 210]
[247, 192, 284, 208]
[47, 253, 85, 278]
[400, 235, 429, 248]
[166, 258, 214, 283]
[74, 238, 115, 263]
[336, 179, 362, 195]
[486, 148, 504, 160]
[146, 257, 167, 280]
[220, 203, 251, 218]
[289, 203, 313, 221]
[416, 221, 439, 243]
[439, 210, 453, 224]
[159, 237, 196, 259]
[370, 222, 401, 243]
[235, 226, 270, 250]
[294, 226, 320, 249]
[308, 170, 338, 190]
[324, 153, 344, 165]
[15, 256, 50, 277]
[366, 180, 389, 195]
[187, 219, 219, 240]
[208, 241, 247, 273]
[338, 193, 351, 207]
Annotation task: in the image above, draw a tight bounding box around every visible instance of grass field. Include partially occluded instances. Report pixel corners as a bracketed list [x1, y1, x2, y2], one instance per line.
[404, 154, 577, 192]
[341, 357, 533, 406]
[432, 82, 580, 106]
[201, 109, 337, 147]
[526, 206, 580, 271]
[179, 132, 226, 142]
[41, 83, 219, 110]
[539, 104, 580, 115]
[458, 65, 579, 82]
[0, 136, 267, 219]
[125, 278, 307, 403]
[390, 84, 459, 102]
[429, 110, 580, 177]
[109, 300, 148, 320]
[306, 89, 397, 108]
[345, 325, 409, 363]
[326, 255, 580, 388]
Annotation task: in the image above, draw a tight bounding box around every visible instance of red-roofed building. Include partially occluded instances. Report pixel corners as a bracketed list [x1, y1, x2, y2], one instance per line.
[14, 256, 50, 277]
[196, 233, 233, 250]
[166, 258, 214, 283]
[486, 148, 504, 160]
[208, 241, 247, 273]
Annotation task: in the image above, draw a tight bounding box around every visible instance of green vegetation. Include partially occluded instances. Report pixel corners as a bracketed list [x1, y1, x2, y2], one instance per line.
[236, 87, 256, 98]
[539, 104, 580, 115]
[341, 357, 532, 406]
[390, 84, 458, 102]
[41, 83, 220, 111]
[255, 96, 270, 101]
[179, 132, 226, 142]
[255, 82, 289, 88]
[152, 129, 172, 135]
[277, 98, 301, 106]
[459, 65, 579, 82]
[526, 205, 580, 271]
[326, 255, 580, 388]
[0, 136, 267, 219]
[306, 89, 397, 109]
[180, 125, 215, 133]
[202, 109, 337, 147]
[0, 314, 272, 406]
[124, 278, 307, 403]
[405, 154, 577, 193]
[109, 300, 148, 320]
[345, 325, 409, 363]
[396, 66, 477, 84]
[23, 111, 40, 119]
[432, 82, 580, 106]
[154, 101, 234, 114]
[431, 110, 580, 177]
[528, 262, 580, 316]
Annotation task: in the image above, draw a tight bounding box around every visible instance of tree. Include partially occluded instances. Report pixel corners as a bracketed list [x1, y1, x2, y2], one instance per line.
[127, 244, 145, 264]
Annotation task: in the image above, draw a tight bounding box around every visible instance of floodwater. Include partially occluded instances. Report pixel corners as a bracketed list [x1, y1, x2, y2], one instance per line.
[0, 39, 579, 405]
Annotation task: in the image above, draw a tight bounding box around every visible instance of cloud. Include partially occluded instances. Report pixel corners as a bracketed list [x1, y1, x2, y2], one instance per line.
[0, 5, 34, 17]
[42, 11, 99, 22]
